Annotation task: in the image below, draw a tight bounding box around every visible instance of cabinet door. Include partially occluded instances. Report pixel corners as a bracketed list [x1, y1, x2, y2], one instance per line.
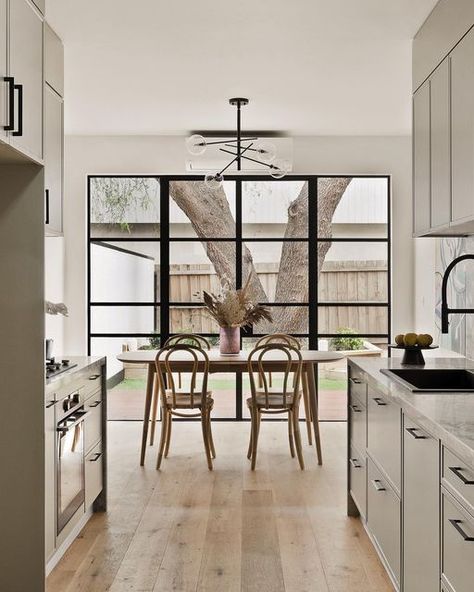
[413, 80, 431, 235]
[44, 85, 63, 234]
[0, 0, 7, 143]
[451, 28, 474, 223]
[403, 416, 440, 592]
[44, 23, 64, 97]
[430, 58, 451, 229]
[9, 0, 43, 161]
[45, 398, 56, 561]
[85, 442, 103, 508]
[442, 492, 474, 592]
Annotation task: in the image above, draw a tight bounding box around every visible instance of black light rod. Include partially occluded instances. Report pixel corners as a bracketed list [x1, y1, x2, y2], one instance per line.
[218, 143, 254, 176]
[203, 137, 258, 146]
[224, 143, 260, 153]
[219, 148, 274, 169]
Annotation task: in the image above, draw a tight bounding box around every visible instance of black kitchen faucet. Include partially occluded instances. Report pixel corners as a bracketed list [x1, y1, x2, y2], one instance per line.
[441, 254, 474, 333]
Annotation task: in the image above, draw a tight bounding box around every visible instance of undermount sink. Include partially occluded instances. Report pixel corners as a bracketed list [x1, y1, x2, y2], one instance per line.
[380, 368, 474, 392]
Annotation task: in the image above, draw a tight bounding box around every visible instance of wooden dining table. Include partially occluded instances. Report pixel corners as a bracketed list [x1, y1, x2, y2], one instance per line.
[117, 349, 344, 467]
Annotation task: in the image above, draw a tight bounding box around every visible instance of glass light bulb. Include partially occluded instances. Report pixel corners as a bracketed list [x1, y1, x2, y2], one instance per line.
[186, 134, 207, 156]
[255, 140, 276, 163]
[204, 173, 224, 189]
[269, 158, 290, 179]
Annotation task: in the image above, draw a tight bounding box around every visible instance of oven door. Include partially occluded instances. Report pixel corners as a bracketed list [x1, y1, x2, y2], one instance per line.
[57, 409, 89, 534]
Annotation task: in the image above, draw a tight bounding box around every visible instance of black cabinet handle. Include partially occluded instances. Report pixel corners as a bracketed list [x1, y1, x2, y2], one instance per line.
[449, 466, 474, 485]
[371, 479, 386, 492]
[45, 189, 50, 224]
[4, 76, 14, 131]
[89, 400, 102, 408]
[449, 519, 474, 541]
[406, 427, 427, 440]
[45, 400, 56, 409]
[89, 374, 101, 381]
[350, 404, 362, 413]
[12, 83, 23, 137]
[373, 397, 387, 406]
[349, 377, 362, 385]
[89, 452, 102, 462]
[349, 458, 362, 468]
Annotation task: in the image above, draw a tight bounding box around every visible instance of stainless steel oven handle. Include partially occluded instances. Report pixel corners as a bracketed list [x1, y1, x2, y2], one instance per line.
[57, 410, 91, 433]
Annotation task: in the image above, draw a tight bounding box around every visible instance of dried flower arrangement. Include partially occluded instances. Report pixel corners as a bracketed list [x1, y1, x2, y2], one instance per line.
[202, 276, 273, 329]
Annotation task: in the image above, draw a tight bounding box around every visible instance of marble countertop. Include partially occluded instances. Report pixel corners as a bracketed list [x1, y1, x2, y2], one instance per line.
[45, 355, 105, 390]
[349, 356, 474, 468]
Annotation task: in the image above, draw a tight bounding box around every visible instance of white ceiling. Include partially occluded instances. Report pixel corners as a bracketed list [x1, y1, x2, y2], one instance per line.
[45, 0, 438, 136]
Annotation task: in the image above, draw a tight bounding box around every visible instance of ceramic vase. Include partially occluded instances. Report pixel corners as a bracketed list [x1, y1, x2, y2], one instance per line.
[219, 326, 240, 355]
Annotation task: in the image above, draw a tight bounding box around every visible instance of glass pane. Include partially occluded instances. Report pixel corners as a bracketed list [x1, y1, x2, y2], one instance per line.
[242, 180, 308, 238]
[318, 241, 388, 302]
[252, 305, 308, 334]
[90, 336, 158, 380]
[170, 241, 235, 302]
[90, 306, 159, 334]
[318, 307, 389, 336]
[90, 177, 160, 238]
[91, 241, 160, 303]
[243, 241, 308, 303]
[317, 177, 388, 239]
[170, 306, 219, 333]
[209, 373, 236, 419]
[242, 336, 308, 352]
[169, 180, 236, 238]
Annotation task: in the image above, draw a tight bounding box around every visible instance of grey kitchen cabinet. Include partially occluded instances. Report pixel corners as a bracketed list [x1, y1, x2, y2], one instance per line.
[349, 443, 366, 520]
[367, 387, 401, 492]
[85, 442, 103, 508]
[0, 0, 7, 143]
[44, 23, 64, 97]
[84, 391, 103, 453]
[44, 84, 63, 234]
[8, 0, 43, 162]
[443, 447, 474, 514]
[403, 415, 440, 592]
[31, 0, 44, 15]
[45, 396, 56, 562]
[413, 80, 431, 236]
[349, 388, 366, 455]
[451, 27, 474, 225]
[430, 58, 451, 230]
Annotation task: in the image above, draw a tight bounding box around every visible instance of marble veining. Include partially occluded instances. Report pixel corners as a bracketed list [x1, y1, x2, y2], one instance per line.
[349, 356, 474, 467]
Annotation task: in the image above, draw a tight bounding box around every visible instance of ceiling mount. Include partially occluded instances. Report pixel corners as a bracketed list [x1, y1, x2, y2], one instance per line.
[185, 98, 291, 189]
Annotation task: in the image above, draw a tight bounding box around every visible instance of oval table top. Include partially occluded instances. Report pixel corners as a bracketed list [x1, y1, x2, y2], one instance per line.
[118, 349, 345, 366]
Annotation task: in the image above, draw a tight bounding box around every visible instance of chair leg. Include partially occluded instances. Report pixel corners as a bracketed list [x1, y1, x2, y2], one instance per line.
[292, 408, 305, 470]
[251, 407, 261, 471]
[288, 410, 295, 458]
[302, 372, 313, 446]
[156, 408, 169, 470]
[164, 410, 172, 458]
[247, 406, 254, 460]
[201, 411, 213, 471]
[207, 411, 216, 459]
[149, 375, 160, 446]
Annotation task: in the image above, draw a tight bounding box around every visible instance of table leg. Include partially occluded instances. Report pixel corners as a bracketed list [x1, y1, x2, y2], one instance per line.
[140, 364, 155, 466]
[306, 363, 322, 465]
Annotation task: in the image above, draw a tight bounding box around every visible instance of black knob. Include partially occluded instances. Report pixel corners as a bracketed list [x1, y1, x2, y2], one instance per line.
[72, 393, 80, 405]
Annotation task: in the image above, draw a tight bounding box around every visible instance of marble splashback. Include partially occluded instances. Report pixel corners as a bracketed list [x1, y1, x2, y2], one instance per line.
[436, 237, 474, 358]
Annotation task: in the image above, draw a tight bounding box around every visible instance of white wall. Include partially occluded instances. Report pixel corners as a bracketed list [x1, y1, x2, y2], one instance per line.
[45, 236, 65, 354]
[59, 134, 412, 355]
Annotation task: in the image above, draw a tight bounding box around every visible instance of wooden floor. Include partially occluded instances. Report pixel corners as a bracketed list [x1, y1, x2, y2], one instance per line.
[47, 421, 393, 592]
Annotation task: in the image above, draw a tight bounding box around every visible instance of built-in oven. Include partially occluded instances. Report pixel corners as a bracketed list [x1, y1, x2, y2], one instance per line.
[56, 391, 89, 534]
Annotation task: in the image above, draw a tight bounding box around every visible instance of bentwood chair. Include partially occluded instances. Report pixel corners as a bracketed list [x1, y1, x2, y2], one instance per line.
[149, 334, 211, 445]
[247, 343, 305, 470]
[155, 344, 215, 470]
[255, 334, 313, 445]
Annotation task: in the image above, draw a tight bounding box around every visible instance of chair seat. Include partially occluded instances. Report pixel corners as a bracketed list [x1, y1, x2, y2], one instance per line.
[164, 389, 213, 409]
[247, 392, 300, 409]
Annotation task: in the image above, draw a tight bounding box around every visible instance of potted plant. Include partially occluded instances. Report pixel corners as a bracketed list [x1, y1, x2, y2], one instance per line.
[203, 277, 272, 354]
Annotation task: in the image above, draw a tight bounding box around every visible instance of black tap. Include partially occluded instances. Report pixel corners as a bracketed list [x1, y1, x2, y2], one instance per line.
[441, 254, 474, 333]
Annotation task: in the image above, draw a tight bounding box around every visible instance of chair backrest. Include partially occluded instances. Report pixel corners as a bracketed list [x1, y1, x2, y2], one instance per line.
[163, 333, 211, 350]
[255, 333, 301, 350]
[247, 343, 303, 409]
[155, 344, 210, 410]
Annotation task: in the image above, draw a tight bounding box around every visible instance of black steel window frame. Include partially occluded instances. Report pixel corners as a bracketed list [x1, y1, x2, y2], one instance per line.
[88, 174, 391, 421]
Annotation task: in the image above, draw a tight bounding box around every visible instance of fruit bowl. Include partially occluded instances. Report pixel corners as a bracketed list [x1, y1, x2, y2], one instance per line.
[388, 344, 438, 365]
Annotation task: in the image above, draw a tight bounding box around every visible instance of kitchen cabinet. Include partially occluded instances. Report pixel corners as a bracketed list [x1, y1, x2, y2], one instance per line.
[0, 0, 7, 143]
[349, 443, 366, 520]
[442, 492, 474, 592]
[44, 85, 63, 234]
[45, 396, 56, 562]
[44, 23, 64, 97]
[85, 442, 103, 508]
[31, 0, 44, 15]
[403, 415, 440, 592]
[8, 0, 43, 162]
[413, 80, 431, 236]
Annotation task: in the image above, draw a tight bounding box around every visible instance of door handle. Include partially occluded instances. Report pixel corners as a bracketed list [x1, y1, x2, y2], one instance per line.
[349, 377, 362, 385]
[448, 519, 474, 542]
[371, 479, 386, 492]
[45, 400, 56, 409]
[449, 466, 474, 485]
[3, 76, 14, 130]
[12, 83, 23, 137]
[89, 452, 102, 462]
[89, 400, 102, 408]
[350, 404, 362, 413]
[405, 427, 427, 439]
[373, 397, 387, 406]
[349, 458, 362, 468]
[45, 189, 50, 225]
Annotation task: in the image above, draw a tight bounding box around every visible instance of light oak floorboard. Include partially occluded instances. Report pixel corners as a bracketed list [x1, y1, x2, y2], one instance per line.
[47, 421, 393, 592]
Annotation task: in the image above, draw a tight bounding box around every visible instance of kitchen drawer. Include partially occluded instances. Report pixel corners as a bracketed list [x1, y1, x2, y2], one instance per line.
[53, 367, 102, 401]
[85, 442, 103, 508]
[349, 366, 367, 406]
[84, 395, 102, 453]
[367, 388, 401, 491]
[442, 492, 474, 592]
[367, 458, 401, 586]
[349, 443, 366, 520]
[349, 393, 366, 453]
[443, 447, 474, 514]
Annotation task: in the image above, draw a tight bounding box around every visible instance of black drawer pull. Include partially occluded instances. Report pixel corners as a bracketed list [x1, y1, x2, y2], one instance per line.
[449, 466, 474, 485]
[406, 427, 427, 440]
[4, 76, 14, 130]
[373, 397, 387, 406]
[12, 83, 23, 137]
[89, 374, 101, 381]
[349, 458, 362, 468]
[371, 479, 386, 492]
[89, 400, 102, 408]
[45, 189, 50, 224]
[89, 452, 102, 462]
[350, 404, 362, 413]
[449, 519, 474, 541]
[45, 400, 55, 409]
[349, 377, 363, 385]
